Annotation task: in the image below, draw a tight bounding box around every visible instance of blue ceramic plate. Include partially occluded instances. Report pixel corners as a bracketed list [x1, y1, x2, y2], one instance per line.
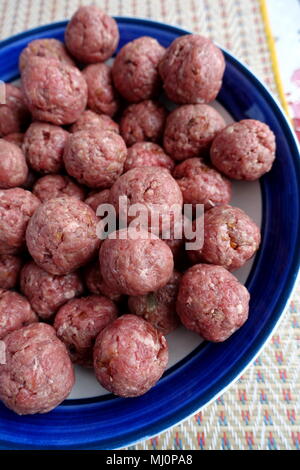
[0, 18, 300, 450]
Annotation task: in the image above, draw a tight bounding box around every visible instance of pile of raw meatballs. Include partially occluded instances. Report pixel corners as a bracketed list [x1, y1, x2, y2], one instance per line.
[0, 6, 276, 415]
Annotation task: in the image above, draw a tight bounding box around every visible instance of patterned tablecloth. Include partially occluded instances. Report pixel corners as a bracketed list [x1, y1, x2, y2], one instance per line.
[0, 0, 299, 451]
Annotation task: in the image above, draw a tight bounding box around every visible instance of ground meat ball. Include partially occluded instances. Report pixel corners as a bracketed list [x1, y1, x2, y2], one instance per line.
[159, 34, 225, 104]
[23, 122, 69, 174]
[64, 129, 127, 189]
[19, 38, 75, 73]
[26, 197, 99, 275]
[190, 205, 261, 271]
[100, 228, 174, 296]
[112, 37, 165, 102]
[210, 119, 276, 180]
[83, 64, 119, 117]
[0, 323, 74, 415]
[176, 264, 250, 342]
[20, 261, 84, 319]
[109, 166, 183, 233]
[0, 255, 22, 289]
[3, 133, 24, 148]
[0, 84, 30, 137]
[0, 289, 37, 340]
[120, 100, 167, 147]
[54, 295, 118, 366]
[0, 188, 40, 255]
[173, 158, 231, 210]
[93, 314, 168, 397]
[21, 57, 87, 125]
[0, 139, 28, 189]
[84, 260, 122, 302]
[128, 271, 181, 335]
[163, 104, 225, 160]
[33, 174, 85, 203]
[85, 189, 110, 213]
[125, 142, 175, 172]
[65, 6, 119, 64]
[70, 110, 119, 134]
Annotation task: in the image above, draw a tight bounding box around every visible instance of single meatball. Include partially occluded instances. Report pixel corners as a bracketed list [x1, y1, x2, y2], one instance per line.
[0, 139, 28, 188]
[163, 104, 225, 160]
[0, 84, 30, 137]
[70, 110, 119, 134]
[84, 260, 122, 302]
[0, 289, 37, 340]
[23, 122, 69, 174]
[0, 323, 74, 415]
[176, 264, 250, 342]
[120, 100, 167, 146]
[21, 57, 87, 125]
[20, 261, 84, 319]
[26, 197, 99, 275]
[0, 188, 40, 255]
[210, 119, 276, 180]
[112, 36, 165, 102]
[128, 271, 181, 335]
[109, 166, 183, 233]
[19, 38, 75, 72]
[0, 255, 22, 289]
[190, 205, 261, 270]
[3, 132, 24, 148]
[33, 174, 85, 203]
[93, 314, 168, 397]
[159, 34, 225, 104]
[65, 6, 119, 63]
[85, 189, 110, 213]
[83, 64, 119, 117]
[54, 295, 118, 366]
[125, 142, 175, 172]
[173, 158, 231, 210]
[63, 129, 127, 189]
[100, 228, 174, 296]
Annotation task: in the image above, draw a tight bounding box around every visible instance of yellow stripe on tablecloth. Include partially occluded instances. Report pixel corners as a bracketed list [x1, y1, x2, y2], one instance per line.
[259, 0, 291, 120]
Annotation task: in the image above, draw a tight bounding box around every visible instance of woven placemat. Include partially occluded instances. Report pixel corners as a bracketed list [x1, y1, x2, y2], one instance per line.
[0, 0, 299, 450]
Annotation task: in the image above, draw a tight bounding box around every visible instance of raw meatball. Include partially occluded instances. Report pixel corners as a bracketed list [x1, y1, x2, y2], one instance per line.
[93, 314, 168, 397]
[0, 289, 37, 339]
[99, 228, 174, 296]
[125, 142, 175, 172]
[112, 36, 165, 102]
[109, 166, 183, 233]
[20, 261, 84, 319]
[54, 295, 118, 366]
[0, 255, 22, 289]
[173, 158, 231, 210]
[128, 271, 181, 335]
[159, 34, 225, 104]
[21, 57, 87, 125]
[120, 100, 167, 146]
[65, 6, 119, 64]
[23, 122, 69, 174]
[3, 132, 24, 148]
[63, 129, 127, 189]
[85, 189, 110, 213]
[70, 110, 119, 134]
[190, 205, 261, 270]
[210, 119, 276, 180]
[0, 139, 28, 188]
[26, 197, 99, 275]
[84, 260, 122, 302]
[0, 323, 74, 415]
[176, 264, 250, 342]
[33, 174, 85, 202]
[83, 63, 119, 117]
[19, 38, 75, 72]
[163, 104, 225, 160]
[0, 188, 40, 255]
[0, 84, 30, 137]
